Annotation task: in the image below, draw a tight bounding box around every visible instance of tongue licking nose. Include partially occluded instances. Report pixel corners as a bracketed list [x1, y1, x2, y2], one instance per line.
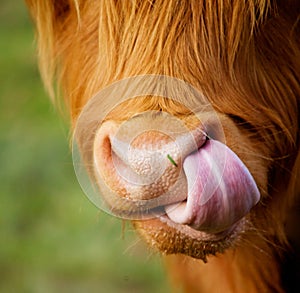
[94, 118, 260, 234]
[165, 139, 260, 233]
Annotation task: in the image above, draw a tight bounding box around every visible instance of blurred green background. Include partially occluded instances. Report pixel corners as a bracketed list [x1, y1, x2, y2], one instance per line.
[0, 1, 169, 292]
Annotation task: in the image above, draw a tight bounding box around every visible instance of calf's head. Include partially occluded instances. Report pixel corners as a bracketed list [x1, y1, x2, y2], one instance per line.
[26, 0, 299, 263]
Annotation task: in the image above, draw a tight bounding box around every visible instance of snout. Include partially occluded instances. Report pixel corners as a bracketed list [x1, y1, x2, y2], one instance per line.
[71, 76, 263, 260]
[92, 111, 206, 216]
[93, 111, 260, 235]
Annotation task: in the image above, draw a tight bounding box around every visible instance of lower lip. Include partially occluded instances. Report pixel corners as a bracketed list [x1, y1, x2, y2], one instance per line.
[158, 214, 243, 242]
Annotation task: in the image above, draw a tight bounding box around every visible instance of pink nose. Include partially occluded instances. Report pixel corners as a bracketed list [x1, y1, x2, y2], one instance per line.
[93, 112, 207, 204]
[92, 112, 260, 233]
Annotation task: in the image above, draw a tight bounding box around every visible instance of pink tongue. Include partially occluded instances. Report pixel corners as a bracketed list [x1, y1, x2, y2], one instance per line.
[165, 140, 260, 233]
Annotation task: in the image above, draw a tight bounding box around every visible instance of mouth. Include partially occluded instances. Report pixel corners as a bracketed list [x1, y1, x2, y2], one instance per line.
[134, 212, 247, 262]
[90, 120, 260, 257]
[110, 136, 260, 227]
[128, 138, 258, 261]
[159, 213, 242, 241]
[122, 135, 259, 260]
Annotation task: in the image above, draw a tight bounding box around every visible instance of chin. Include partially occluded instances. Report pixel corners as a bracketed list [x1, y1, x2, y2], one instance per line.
[134, 216, 245, 261]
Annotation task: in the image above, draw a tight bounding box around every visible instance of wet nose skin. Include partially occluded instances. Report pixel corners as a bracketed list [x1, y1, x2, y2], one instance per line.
[110, 128, 207, 199]
[93, 116, 206, 203]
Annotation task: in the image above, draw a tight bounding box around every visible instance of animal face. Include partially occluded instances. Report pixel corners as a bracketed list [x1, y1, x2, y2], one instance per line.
[26, 0, 299, 290]
[72, 75, 266, 260]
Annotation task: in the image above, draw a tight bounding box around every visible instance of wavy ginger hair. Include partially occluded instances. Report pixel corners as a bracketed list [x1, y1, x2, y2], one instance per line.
[26, 0, 300, 291]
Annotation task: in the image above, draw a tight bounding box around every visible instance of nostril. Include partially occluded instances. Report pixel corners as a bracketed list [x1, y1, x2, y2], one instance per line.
[93, 120, 116, 168]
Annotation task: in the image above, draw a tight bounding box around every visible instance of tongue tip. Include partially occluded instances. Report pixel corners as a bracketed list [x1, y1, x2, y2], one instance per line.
[165, 202, 192, 224]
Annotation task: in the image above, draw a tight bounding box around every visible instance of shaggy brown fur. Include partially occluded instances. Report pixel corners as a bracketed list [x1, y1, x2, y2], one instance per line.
[26, 1, 299, 292]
